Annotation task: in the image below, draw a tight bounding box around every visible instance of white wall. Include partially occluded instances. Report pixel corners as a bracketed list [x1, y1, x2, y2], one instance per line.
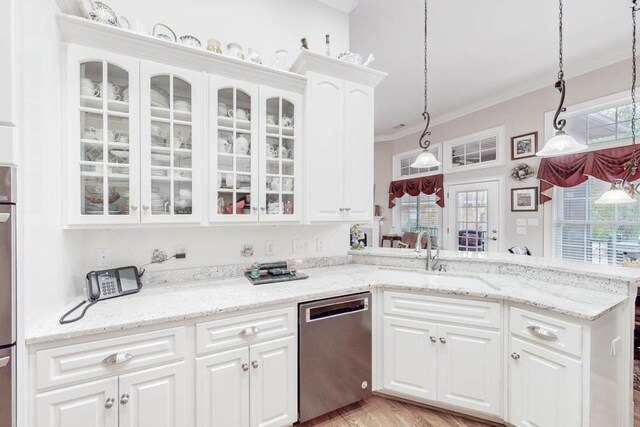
[102, 0, 350, 64]
[78, 224, 349, 276]
[374, 58, 633, 256]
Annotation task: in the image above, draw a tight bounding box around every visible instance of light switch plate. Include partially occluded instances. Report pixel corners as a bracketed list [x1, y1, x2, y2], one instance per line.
[527, 218, 539, 227]
[516, 227, 527, 235]
[96, 248, 111, 267]
[516, 218, 527, 226]
[265, 240, 274, 256]
[316, 238, 325, 251]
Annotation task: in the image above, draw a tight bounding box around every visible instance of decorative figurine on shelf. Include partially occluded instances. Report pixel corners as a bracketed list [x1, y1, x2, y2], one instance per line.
[300, 37, 309, 50]
[510, 163, 536, 181]
[350, 224, 366, 250]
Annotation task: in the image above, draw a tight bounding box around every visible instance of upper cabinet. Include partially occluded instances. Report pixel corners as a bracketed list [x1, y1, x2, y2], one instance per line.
[0, 0, 16, 127]
[66, 46, 140, 226]
[140, 62, 203, 224]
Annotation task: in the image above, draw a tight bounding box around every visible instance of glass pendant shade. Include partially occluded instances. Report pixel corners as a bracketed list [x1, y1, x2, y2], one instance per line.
[536, 131, 588, 157]
[411, 150, 441, 168]
[594, 182, 635, 205]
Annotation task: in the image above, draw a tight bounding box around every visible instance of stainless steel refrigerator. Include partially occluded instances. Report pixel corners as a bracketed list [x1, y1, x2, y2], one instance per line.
[0, 166, 16, 427]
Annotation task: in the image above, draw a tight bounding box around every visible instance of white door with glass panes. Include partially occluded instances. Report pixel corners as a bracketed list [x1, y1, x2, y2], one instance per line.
[343, 82, 374, 221]
[66, 45, 140, 225]
[210, 77, 259, 222]
[446, 181, 501, 252]
[140, 61, 203, 224]
[259, 87, 302, 222]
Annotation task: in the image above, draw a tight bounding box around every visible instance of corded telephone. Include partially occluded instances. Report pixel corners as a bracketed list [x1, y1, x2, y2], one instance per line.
[60, 266, 142, 324]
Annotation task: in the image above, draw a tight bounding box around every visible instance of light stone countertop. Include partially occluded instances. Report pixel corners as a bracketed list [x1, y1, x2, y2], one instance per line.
[26, 262, 631, 345]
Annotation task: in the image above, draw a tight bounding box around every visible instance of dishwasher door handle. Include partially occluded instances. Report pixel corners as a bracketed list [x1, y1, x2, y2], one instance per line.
[305, 297, 369, 322]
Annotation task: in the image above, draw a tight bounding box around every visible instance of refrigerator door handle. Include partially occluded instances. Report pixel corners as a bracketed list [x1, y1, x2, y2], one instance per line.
[0, 356, 9, 368]
[0, 213, 9, 223]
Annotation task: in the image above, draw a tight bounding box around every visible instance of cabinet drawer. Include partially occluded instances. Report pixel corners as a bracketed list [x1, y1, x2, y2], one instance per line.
[383, 292, 501, 328]
[196, 307, 296, 356]
[509, 307, 582, 358]
[36, 327, 186, 390]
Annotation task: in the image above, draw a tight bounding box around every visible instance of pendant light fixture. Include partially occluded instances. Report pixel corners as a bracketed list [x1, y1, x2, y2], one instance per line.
[594, 0, 640, 205]
[536, 0, 588, 157]
[411, 0, 441, 169]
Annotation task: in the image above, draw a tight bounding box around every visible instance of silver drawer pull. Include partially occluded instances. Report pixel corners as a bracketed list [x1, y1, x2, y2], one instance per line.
[102, 352, 134, 366]
[527, 325, 559, 341]
[238, 326, 260, 337]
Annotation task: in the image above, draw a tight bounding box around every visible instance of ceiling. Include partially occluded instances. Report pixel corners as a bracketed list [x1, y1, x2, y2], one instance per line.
[349, 0, 631, 140]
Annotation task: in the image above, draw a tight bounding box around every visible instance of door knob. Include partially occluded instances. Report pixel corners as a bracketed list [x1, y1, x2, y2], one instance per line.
[252, 207, 258, 211]
[429, 336, 437, 343]
[251, 360, 259, 369]
[105, 398, 115, 409]
[511, 352, 521, 360]
[241, 363, 249, 372]
[130, 205, 138, 211]
[142, 205, 150, 211]
[120, 394, 130, 405]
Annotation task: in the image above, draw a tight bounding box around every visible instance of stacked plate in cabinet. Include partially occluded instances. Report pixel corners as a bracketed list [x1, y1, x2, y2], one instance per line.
[151, 188, 168, 215]
[174, 97, 191, 112]
[150, 87, 170, 108]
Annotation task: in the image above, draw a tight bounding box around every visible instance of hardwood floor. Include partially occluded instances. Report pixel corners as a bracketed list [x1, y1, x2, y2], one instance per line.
[298, 391, 640, 426]
[296, 395, 499, 427]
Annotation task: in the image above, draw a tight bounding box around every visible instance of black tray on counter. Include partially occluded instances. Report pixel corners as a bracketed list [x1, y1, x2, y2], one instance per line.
[244, 271, 309, 285]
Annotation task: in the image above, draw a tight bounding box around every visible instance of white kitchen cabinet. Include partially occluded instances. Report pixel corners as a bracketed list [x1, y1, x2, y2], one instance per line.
[343, 82, 374, 221]
[306, 73, 345, 222]
[249, 336, 297, 427]
[0, 0, 16, 127]
[382, 316, 437, 401]
[195, 336, 297, 427]
[118, 362, 186, 427]
[36, 377, 119, 427]
[210, 76, 260, 222]
[196, 347, 250, 427]
[509, 337, 582, 427]
[258, 87, 303, 221]
[437, 324, 501, 416]
[140, 61, 203, 224]
[65, 45, 141, 226]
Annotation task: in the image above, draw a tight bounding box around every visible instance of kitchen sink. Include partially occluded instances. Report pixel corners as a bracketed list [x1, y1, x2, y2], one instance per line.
[377, 268, 495, 291]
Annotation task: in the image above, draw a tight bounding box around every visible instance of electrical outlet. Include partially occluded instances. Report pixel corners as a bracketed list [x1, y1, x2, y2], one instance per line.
[265, 240, 274, 256]
[292, 239, 307, 254]
[316, 238, 325, 251]
[176, 244, 187, 259]
[96, 248, 111, 268]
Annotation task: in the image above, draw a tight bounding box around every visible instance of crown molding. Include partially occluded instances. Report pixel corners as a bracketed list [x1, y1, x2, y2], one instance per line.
[290, 50, 387, 87]
[315, 0, 360, 14]
[375, 49, 633, 143]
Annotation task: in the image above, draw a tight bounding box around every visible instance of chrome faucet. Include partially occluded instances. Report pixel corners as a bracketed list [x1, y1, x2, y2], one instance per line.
[415, 230, 440, 271]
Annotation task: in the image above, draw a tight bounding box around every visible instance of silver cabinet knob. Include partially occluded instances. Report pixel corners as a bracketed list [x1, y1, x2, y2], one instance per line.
[429, 336, 437, 343]
[251, 360, 259, 369]
[439, 337, 446, 344]
[339, 208, 345, 212]
[490, 237, 498, 241]
[241, 363, 249, 372]
[345, 207, 351, 211]
[130, 205, 138, 211]
[252, 206, 258, 211]
[142, 205, 150, 211]
[260, 207, 266, 211]
[511, 352, 521, 360]
[105, 398, 115, 409]
[120, 394, 130, 405]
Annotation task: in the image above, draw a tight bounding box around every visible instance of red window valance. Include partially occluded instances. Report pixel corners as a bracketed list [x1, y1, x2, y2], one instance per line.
[388, 174, 445, 208]
[537, 144, 640, 203]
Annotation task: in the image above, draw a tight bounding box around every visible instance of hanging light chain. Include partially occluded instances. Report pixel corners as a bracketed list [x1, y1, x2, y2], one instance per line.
[423, 0, 428, 117]
[632, 0, 638, 159]
[558, 0, 564, 80]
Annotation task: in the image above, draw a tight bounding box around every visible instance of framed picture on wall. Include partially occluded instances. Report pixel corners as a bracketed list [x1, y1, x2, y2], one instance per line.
[511, 132, 538, 160]
[511, 187, 538, 212]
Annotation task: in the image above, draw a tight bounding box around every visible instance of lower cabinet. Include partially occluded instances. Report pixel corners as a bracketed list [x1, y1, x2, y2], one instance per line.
[509, 336, 582, 427]
[36, 362, 185, 427]
[196, 335, 297, 427]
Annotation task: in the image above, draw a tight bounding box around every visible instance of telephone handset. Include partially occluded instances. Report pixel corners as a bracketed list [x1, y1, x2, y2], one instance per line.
[60, 266, 143, 324]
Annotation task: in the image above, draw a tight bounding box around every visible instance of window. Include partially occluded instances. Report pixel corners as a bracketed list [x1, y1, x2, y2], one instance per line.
[443, 126, 505, 173]
[455, 190, 488, 252]
[554, 178, 640, 265]
[564, 102, 640, 146]
[393, 147, 441, 178]
[400, 193, 441, 244]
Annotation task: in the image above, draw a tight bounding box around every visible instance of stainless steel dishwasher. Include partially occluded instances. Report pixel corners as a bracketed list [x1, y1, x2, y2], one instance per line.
[298, 292, 372, 422]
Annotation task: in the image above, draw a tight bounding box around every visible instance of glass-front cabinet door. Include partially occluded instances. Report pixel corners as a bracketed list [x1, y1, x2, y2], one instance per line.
[66, 46, 140, 225]
[209, 77, 259, 222]
[259, 88, 303, 221]
[140, 62, 203, 223]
